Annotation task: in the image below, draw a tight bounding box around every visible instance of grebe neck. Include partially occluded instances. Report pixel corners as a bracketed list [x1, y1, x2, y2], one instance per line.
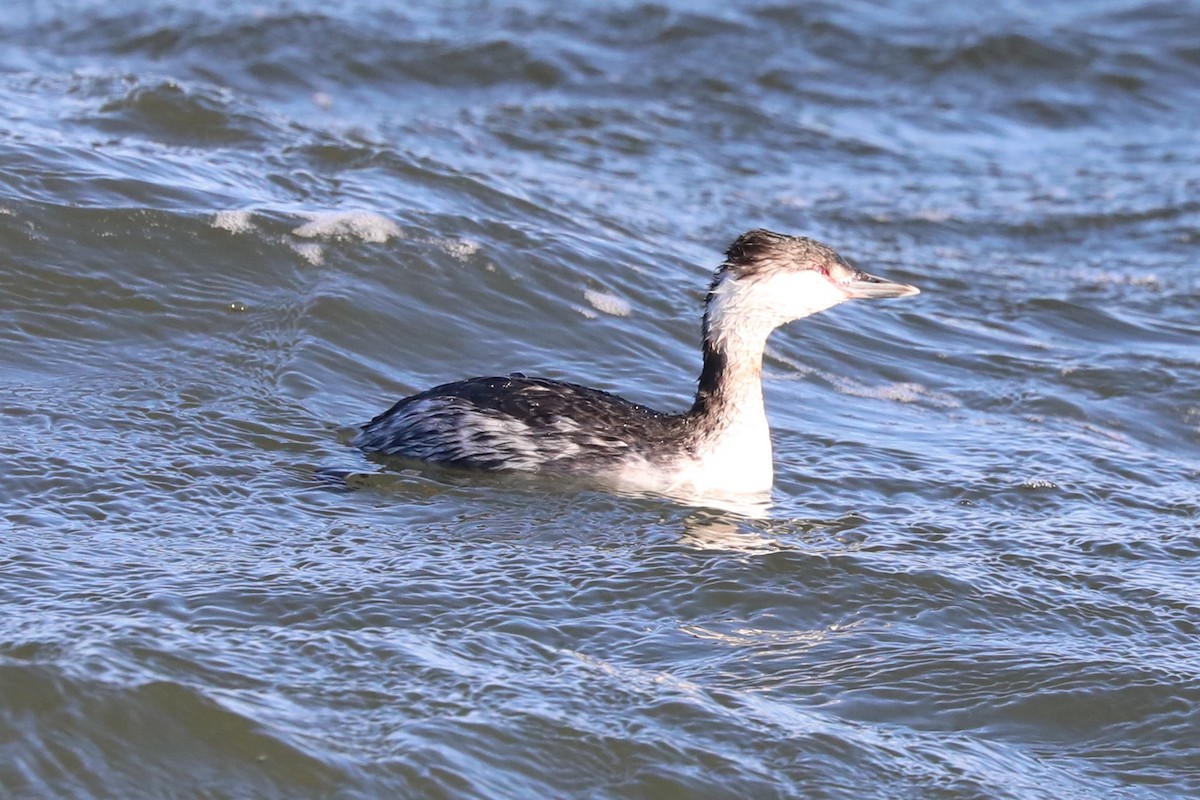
[680, 329, 774, 495]
[689, 268, 779, 424]
[690, 334, 765, 416]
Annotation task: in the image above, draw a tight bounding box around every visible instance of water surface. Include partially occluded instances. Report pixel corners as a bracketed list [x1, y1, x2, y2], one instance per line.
[1, 1, 1198, 797]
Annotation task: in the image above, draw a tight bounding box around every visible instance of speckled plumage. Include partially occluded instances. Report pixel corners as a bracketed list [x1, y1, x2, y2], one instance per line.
[354, 229, 919, 501]
[354, 374, 693, 472]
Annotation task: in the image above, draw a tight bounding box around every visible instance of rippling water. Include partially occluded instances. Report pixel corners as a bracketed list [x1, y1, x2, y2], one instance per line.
[2, 1, 1199, 797]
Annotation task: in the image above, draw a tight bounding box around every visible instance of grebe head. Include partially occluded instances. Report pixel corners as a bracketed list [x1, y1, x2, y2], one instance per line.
[702, 229, 919, 352]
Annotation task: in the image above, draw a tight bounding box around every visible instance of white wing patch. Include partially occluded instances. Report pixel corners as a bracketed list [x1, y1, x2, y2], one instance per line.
[355, 396, 582, 470]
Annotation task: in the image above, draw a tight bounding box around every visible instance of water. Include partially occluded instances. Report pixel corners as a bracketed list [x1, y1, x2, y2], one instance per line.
[1, 0, 1198, 797]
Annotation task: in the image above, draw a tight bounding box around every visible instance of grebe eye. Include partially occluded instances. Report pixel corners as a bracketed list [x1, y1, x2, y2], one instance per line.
[814, 264, 830, 277]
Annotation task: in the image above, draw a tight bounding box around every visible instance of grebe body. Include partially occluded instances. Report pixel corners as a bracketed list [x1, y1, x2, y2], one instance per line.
[354, 230, 919, 501]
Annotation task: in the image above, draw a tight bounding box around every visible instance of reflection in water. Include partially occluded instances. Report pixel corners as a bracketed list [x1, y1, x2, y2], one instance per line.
[675, 509, 872, 553]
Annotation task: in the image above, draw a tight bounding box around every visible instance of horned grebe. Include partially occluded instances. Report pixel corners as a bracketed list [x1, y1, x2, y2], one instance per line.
[354, 230, 919, 502]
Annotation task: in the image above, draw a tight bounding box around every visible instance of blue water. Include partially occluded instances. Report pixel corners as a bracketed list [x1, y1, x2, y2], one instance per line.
[1, 1, 1198, 797]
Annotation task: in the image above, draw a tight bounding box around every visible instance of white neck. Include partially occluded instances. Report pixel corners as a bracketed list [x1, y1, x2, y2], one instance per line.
[691, 343, 773, 495]
[679, 268, 849, 496]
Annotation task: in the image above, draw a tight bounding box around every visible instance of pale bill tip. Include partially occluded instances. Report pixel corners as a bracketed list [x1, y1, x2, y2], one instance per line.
[845, 273, 921, 300]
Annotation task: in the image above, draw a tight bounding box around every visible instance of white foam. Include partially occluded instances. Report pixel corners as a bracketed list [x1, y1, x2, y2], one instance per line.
[583, 289, 632, 317]
[437, 237, 481, 261]
[1075, 270, 1162, 289]
[290, 241, 325, 266]
[212, 209, 255, 234]
[291, 211, 402, 243]
[829, 376, 960, 408]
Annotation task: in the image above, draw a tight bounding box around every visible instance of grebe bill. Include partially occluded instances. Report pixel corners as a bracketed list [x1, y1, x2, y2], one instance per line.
[354, 229, 919, 502]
